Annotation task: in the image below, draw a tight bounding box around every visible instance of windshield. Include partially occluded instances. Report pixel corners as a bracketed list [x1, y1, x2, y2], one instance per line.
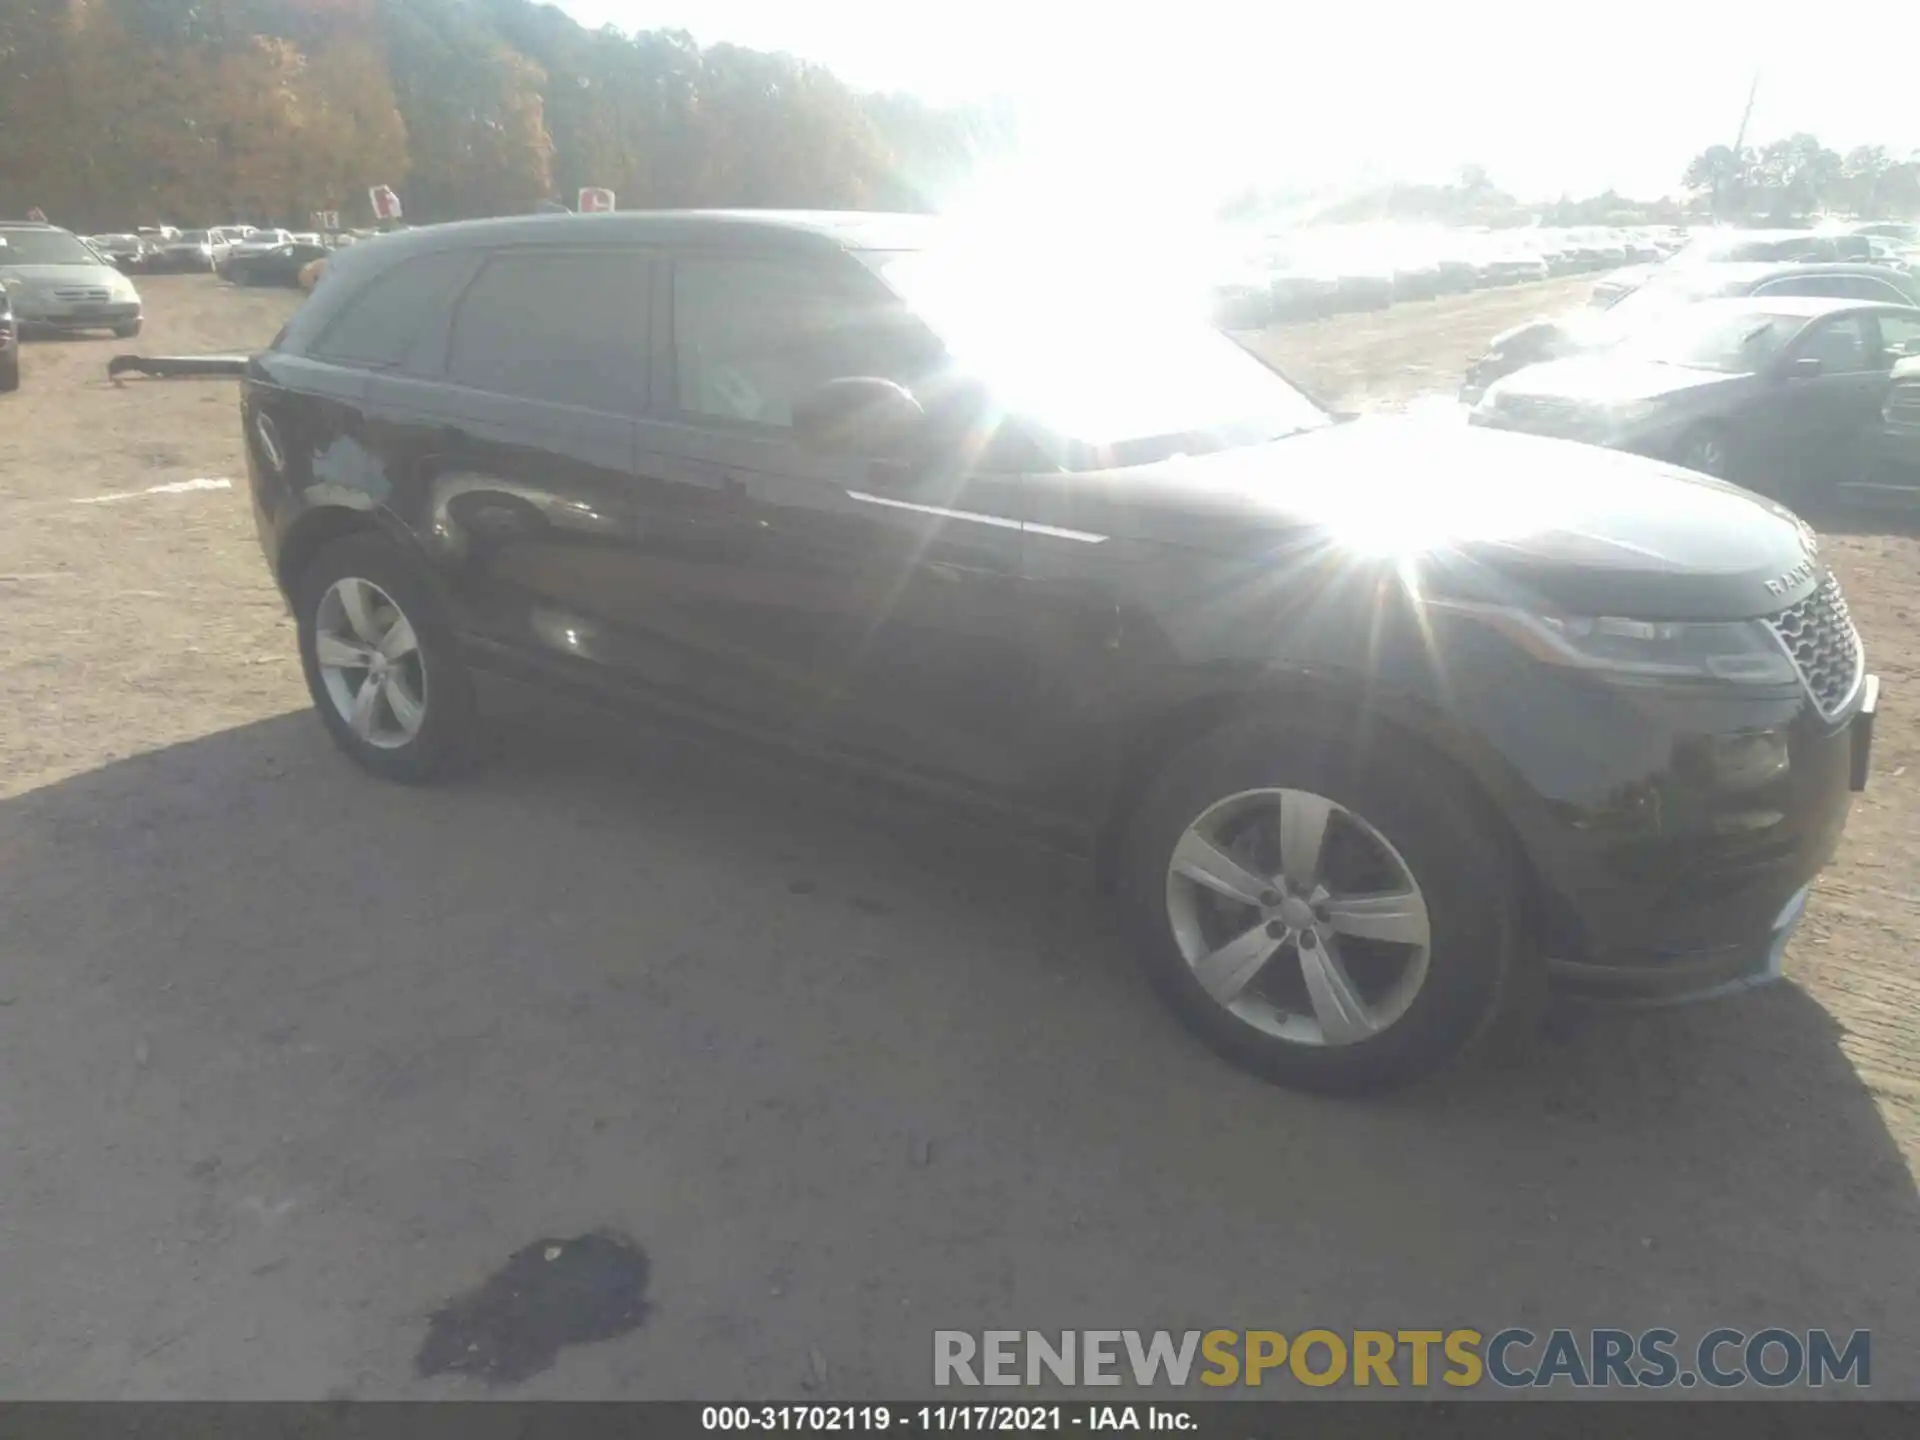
[1615, 307, 1809, 373]
[0, 228, 104, 265]
[177, 230, 209, 244]
[1583, 271, 1738, 337]
[865, 248, 1330, 466]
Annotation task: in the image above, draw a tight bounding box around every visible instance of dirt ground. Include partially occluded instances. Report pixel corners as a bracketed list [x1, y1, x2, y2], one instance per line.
[0, 274, 1915, 1398]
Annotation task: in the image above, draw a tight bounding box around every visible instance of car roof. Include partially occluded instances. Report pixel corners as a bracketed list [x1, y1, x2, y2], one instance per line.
[280, 209, 945, 355]
[1673, 294, 1907, 319]
[1691, 260, 1916, 283]
[359, 208, 938, 259]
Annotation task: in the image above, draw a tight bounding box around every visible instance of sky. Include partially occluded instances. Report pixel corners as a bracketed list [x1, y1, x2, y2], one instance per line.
[555, 1, 1920, 206]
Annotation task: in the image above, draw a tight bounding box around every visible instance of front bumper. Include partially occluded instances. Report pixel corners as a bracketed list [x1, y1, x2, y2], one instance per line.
[1533, 675, 1878, 1002]
[1431, 600, 1879, 1004]
[15, 300, 141, 331]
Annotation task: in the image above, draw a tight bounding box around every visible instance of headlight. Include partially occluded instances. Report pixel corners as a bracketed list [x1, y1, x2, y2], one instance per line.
[1428, 600, 1800, 685]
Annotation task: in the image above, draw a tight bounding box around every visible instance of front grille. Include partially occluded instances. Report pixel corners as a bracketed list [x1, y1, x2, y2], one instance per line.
[53, 286, 110, 301]
[1766, 571, 1863, 719]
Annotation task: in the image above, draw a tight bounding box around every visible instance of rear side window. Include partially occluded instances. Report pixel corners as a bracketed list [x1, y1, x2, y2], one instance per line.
[1831, 277, 1910, 303]
[1754, 276, 1845, 299]
[309, 249, 479, 373]
[446, 249, 651, 413]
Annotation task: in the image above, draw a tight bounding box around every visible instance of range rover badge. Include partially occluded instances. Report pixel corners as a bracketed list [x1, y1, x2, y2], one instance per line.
[1764, 558, 1817, 597]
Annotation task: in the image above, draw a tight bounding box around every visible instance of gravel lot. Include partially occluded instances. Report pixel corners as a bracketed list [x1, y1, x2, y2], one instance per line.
[1, 274, 1915, 1398]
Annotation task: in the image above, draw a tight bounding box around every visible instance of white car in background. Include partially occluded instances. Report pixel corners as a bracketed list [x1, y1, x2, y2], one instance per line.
[208, 227, 258, 267]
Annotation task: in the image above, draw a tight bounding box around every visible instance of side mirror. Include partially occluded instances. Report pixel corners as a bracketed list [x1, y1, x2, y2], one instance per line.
[792, 377, 927, 459]
[1782, 355, 1825, 381]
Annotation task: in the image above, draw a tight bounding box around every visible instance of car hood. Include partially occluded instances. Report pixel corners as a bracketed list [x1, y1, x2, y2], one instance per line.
[1485, 355, 1745, 406]
[1067, 416, 1813, 621]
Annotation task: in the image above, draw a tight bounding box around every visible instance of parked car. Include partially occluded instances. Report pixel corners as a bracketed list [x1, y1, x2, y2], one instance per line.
[209, 226, 257, 266]
[0, 282, 18, 391]
[0, 221, 142, 336]
[236, 210, 1877, 1094]
[1592, 228, 1878, 308]
[218, 229, 296, 277]
[1477, 245, 1550, 286]
[151, 229, 217, 272]
[90, 233, 152, 272]
[1267, 265, 1342, 319]
[225, 237, 333, 287]
[1462, 261, 1920, 401]
[1852, 221, 1920, 245]
[1469, 295, 1920, 509]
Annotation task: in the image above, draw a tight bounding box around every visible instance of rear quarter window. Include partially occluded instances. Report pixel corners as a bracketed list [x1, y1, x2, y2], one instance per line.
[307, 249, 482, 374]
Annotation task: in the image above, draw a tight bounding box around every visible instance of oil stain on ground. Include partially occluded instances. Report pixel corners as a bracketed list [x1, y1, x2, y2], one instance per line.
[415, 1230, 651, 1385]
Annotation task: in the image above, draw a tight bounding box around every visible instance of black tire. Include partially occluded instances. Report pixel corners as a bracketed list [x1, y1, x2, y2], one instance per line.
[1120, 715, 1530, 1094]
[113, 320, 141, 339]
[293, 534, 478, 783]
[0, 356, 17, 393]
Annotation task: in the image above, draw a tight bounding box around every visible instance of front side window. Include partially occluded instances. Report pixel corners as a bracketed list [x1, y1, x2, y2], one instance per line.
[670, 257, 942, 429]
[864, 247, 1330, 468]
[447, 249, 651, 412]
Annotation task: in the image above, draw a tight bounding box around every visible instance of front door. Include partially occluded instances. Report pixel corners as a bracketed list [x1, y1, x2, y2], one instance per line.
[403, 245, 656, 678]
[630, 249, 1041, 795]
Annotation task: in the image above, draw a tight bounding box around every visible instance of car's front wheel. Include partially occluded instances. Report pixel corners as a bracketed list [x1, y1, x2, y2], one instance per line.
[0, 354, 18, 393]
[294, 535, 477, 783]
[1122, 717, 1530, 1094]
[113, 320, 141, 339]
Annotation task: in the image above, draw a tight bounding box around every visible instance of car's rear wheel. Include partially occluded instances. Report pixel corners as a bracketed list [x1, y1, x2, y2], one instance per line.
[1121, 717, 1529, 1094]
[0, 355, 18, 393]
[294, 535, 477, 783]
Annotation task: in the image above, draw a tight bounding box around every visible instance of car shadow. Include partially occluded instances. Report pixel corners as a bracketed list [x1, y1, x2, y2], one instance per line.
[1, 697, 1914, 1397]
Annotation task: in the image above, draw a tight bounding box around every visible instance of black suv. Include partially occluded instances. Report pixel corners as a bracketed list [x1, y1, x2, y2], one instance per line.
[241, 212, 1879, 1093]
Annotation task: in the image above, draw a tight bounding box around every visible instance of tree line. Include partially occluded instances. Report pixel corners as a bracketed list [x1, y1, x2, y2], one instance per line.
[1682, 135, 1920, 223]
[0, 0, 1012, 230]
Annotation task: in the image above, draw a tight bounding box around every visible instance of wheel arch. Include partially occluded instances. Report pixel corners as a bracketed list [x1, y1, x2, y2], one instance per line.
[274, 503, 432, 598]
[1090, 671, 1568, 954]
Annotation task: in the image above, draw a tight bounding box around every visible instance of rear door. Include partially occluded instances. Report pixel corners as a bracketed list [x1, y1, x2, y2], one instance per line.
[411, 247, 657, 678]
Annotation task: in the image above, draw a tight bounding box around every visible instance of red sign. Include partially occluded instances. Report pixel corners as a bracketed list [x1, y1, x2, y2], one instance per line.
[578, 187, 616, 213]
[368, 185, 402, 221]
[25, 207, 47, 223]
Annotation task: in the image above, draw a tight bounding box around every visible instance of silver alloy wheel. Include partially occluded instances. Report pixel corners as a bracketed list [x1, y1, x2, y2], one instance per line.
[1164, 787, 1432, 1047]
[313, 576, 428, 750]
